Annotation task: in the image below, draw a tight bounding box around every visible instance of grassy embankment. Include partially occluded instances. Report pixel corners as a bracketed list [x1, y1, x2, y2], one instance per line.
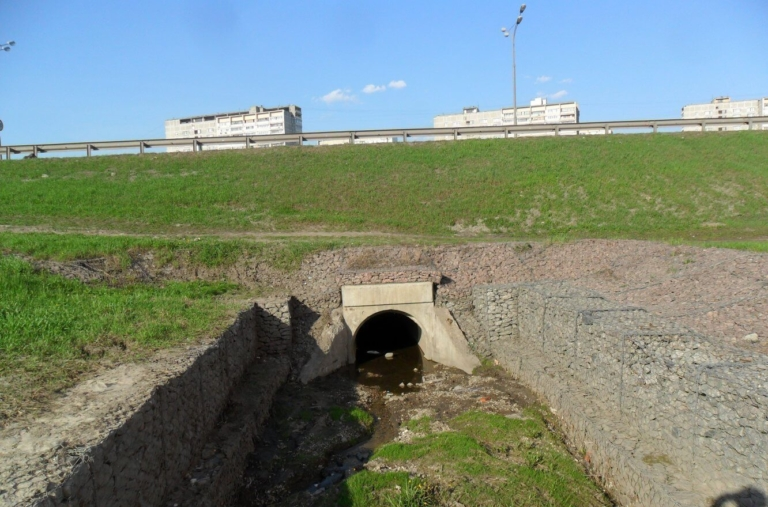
[1, 131, 767, 240]
[1, 132, 767, 420]
[0, 254, 241, 422]
[328, 408, 610, 506]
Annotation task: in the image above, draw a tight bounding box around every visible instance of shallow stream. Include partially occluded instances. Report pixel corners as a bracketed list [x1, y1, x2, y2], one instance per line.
[230, 344, 435, 506]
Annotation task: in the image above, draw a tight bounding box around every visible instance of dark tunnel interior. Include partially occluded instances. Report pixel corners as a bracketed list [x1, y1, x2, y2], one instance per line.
[355, 311, 421, 364]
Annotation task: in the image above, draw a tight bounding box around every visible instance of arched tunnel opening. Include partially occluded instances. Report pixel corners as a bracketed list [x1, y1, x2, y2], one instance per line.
[354, 312, 424, 391]
[355, 311, 422, 364]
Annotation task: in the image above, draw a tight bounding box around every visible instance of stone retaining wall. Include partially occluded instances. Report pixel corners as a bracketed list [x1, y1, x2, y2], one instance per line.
[336, 267, 441, 287]
[472, 282, 767, 506]
[27, 299, 292, 507]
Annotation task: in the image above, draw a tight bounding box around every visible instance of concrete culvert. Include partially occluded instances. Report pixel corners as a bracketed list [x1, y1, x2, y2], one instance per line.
[355, 311, 421, 364]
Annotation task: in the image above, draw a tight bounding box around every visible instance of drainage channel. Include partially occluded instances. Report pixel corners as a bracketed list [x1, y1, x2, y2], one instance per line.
[226, 341, 591, 507]
[229, 344, 431, 507]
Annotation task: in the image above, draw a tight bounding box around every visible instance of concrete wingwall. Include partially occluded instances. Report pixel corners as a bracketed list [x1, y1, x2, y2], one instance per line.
[471, 282, 768, 506]
[26, 299, 293, 507]
[297, 282, 480, 382]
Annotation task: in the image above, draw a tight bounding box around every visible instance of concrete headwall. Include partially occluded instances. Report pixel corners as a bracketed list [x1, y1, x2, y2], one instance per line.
[472, 282, 767, 506]
[25, 299, 292, 507]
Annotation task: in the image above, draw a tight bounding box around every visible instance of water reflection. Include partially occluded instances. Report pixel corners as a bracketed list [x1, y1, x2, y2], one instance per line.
[356, 345, 434, 394]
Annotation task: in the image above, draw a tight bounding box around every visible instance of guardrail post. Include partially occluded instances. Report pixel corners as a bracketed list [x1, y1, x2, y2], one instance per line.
[748, 120, 754, 131]
[86, 145, 92, 157]
[604, 125, 610, 135]
[32, 146, 38, 157]
[297, 135, 303, 146]
[139, 142, 145, 155]
[403, 131, 408, 143]
[555, 126, 560, 136]
[350, 132, 355, 145]
[454, 129, 458, 141]
[4, 147, 9, 160]
[701, 121, 706, 132]
[245, 137, 251, 149]
[504, 128, 508, 139]
[652, 123, 658, 134]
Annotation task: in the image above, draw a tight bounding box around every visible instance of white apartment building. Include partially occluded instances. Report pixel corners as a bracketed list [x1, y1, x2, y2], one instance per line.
[317, 136, 400, 147]
[682, 97, 768, 131]
[433, 98, 595, 140]
[164, 105, 302, 152]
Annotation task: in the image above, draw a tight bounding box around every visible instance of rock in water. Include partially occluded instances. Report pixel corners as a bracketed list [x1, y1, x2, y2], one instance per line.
[385, 352, 394, 359]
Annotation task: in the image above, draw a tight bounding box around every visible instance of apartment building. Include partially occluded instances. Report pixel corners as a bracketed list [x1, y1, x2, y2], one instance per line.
[433, 98, 592, 140]
[317, 136, 400, 146]
[164, 105, 302, 152]
[682, 97, 768, 131]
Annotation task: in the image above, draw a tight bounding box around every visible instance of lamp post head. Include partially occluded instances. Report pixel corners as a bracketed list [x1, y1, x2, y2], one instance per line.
[520, 4, 526, 14]
[516, 15, 523, 25]
[7, 41, 14, 46]
[2, 47, 9, 52]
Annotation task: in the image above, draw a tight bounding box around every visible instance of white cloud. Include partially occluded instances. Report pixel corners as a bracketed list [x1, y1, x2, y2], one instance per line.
[535, 75, 552, 83]
[363, 84, 386, 94]
[388, 80, 407, 89]
[321, 89, 356, 104]
[561, 78, 573, 84]
[549, 90, 568, 99]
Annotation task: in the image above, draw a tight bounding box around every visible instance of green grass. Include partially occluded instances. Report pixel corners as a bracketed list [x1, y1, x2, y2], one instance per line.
[356, 408, 611, 507]
[404, 415, 432, 434]
[329, 406, 375, 430]
[329, 471, 438, 507]
[0, 256, 240, 422]
[2, 131, 767, 240]
[0, 232, 354, 271]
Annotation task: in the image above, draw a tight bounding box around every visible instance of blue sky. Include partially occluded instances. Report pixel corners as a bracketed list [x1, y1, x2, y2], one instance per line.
[1, 0, 766, 144]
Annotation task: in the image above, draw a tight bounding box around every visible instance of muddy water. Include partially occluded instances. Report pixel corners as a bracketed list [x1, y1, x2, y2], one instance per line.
[351, 345, 436, 450]
[356, 345, 433, 393]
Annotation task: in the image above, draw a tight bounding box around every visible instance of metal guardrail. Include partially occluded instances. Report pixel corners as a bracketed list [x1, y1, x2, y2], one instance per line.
[2, 116, 767, 160]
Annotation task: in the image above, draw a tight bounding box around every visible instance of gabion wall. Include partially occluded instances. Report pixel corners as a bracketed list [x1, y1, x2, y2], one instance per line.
[23, 299, 293, 507]
[473, 282, 767, 507]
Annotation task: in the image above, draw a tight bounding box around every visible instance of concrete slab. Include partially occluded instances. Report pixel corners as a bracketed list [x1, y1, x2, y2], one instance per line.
[341, 282, 433, 307]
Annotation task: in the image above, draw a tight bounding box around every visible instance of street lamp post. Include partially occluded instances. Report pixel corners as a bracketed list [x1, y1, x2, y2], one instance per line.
[502, 5, 526, 127]
[1, 41, 15, 156]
